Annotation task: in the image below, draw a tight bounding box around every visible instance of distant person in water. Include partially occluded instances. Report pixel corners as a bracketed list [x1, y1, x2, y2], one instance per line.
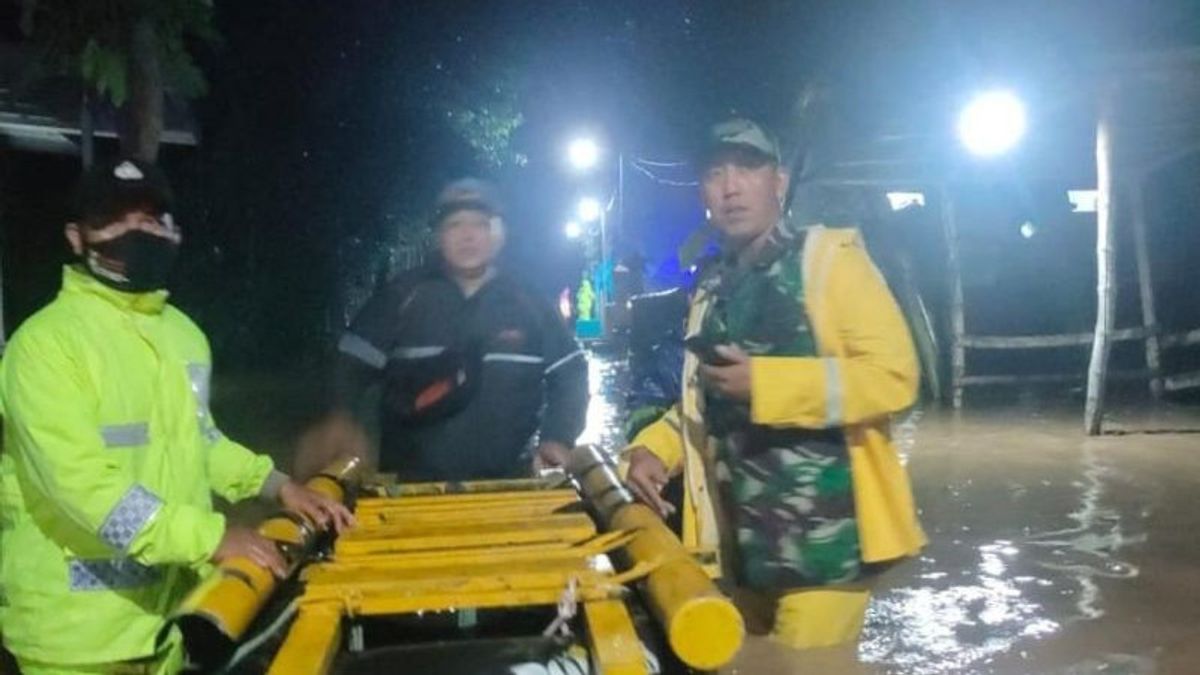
[577, 273, 596, 321]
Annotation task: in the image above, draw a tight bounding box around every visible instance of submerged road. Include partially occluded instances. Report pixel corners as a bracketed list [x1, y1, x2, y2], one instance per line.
[210, 351, 1200, 673]
[578, 351, 1200, 675]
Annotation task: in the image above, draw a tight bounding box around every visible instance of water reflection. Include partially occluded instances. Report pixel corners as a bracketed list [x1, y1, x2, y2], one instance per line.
[863, 414, 1149, 674]
[1022, 444, 1144, 623]
[893, 408, 922, 465]
[1044, 653, 1157, 675]
[577, 351, 629, 455]
[860, 543, 1060, 674]
[579, 351, 1160, 674]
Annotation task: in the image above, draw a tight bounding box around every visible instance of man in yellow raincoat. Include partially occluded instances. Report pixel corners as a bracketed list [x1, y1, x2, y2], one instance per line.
[0, 158, 353, 674]
[623, 120, 925, 659]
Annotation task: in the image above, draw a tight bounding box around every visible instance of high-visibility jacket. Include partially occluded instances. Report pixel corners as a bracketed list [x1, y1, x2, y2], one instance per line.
[627, 226, 926, 568]
[0, 266, 278, 665]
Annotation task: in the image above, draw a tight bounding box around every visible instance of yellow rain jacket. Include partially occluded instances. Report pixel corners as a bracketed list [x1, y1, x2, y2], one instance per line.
[628, 226, 926, 569]
[0, 266, 279, 667]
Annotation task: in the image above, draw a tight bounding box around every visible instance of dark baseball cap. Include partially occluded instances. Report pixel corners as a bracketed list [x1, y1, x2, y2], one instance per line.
[698, 118, 781, 168]
[75, 157, 174, 227]
[429, 177, 503, 228]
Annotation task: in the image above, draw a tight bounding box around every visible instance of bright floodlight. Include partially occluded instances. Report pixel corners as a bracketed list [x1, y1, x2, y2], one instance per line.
[1067, 189, 1098, 213]
[886, 191, 926, 211]
[564, 221, 583, 239]
[958, 90, 1027, 157]
[567, 138, 601, 171]
[1020, 221, 1037, 239]
[577, 197, 602, 223]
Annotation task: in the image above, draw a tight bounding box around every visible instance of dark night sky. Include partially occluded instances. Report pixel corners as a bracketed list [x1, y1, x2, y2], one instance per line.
[3, 0, 1200, 368]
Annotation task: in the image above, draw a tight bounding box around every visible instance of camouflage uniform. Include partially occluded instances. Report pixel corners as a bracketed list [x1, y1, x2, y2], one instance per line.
[698, 222, 861, 590]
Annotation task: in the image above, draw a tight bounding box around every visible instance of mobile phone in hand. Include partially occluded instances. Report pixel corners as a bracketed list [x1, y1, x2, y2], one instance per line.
[684, 335, 735, 366]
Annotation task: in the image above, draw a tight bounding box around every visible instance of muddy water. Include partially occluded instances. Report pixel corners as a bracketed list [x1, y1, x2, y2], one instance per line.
[865, 407, 1200, 675]
[579, 353, 1200, 674]
[212, 354, 1200, 673]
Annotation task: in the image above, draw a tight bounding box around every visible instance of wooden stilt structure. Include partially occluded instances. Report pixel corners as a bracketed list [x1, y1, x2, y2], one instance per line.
[1085, 93, 1118, 436]
[1130, 176, 1164, 398]
[814, 50, 1200, 426]
[942, 185, 966, 409]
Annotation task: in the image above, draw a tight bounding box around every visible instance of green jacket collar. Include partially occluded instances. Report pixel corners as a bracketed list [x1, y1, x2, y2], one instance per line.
[703, 220, 799, 293]
[60, 265, 170, 315]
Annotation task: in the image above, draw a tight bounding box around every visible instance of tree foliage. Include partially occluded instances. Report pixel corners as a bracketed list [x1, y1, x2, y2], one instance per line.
[23, 0, 217, 107]
[444, 82, 527, 169]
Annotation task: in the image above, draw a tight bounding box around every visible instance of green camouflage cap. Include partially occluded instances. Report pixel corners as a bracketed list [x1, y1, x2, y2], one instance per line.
[703, 118, 780, 166]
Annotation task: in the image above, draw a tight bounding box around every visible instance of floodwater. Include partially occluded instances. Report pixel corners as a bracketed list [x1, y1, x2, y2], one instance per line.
[859, 406, 1200, 675]
[210, 352, 1200, 674]
[577, 352, 1200, 675]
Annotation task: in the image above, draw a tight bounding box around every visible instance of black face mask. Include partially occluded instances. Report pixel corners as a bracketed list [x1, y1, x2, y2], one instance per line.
[83, 231, 180, 293]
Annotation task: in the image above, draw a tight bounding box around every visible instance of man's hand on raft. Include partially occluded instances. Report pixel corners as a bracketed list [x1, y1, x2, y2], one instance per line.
[625, 447, 676, 519]
[533, 440, 573, 472]
[280, 480, 356, 534]
[212, 526, 288, 577]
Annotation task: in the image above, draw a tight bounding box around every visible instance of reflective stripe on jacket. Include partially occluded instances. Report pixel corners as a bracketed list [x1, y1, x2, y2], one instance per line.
[627, 226, 926, 567]
[0, 266, 274, 664]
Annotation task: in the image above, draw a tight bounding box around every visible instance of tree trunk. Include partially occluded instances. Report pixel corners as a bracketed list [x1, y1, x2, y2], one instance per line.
[80, 90, 95, 169]
[117, 16, 164, 162]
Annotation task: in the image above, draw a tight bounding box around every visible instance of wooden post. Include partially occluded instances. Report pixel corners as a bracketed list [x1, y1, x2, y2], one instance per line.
[941, 184, 966, 408]
[1130, 177, 1163, 398]
[1085, 93, 1118, 435]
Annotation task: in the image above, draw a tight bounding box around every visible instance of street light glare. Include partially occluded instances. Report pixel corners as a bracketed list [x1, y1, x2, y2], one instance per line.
[577, 197, 602, 222]
[958, 90, 1027, 157]
[564, 221, 583, 239]
[567, 138, 601, 171]
[886, 191, 926, 211]
[1068, 189, 1099, 213]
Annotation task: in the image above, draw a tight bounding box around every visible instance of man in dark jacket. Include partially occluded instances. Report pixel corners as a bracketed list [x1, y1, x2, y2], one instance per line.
[301, 179, 588, 481]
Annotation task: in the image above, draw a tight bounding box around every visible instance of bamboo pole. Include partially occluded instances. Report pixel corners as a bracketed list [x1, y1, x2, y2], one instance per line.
[1165, 370, 1200, 392]
[1160, 328, 1200, 347]
[941, 184, 966, 408]
[1085, 92, 1118, 436]
[962, 327, 1148, 349]
[567, 446, 743, 671]
[962, 370, 1150, 386]
[1130, 177, 1163, 398]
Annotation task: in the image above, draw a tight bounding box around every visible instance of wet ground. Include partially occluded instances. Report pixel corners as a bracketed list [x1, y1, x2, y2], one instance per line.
[212, 352, 1200, 674]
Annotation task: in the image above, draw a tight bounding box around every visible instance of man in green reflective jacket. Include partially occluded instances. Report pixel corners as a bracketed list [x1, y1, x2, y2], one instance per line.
[0, 158, 353, 674]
